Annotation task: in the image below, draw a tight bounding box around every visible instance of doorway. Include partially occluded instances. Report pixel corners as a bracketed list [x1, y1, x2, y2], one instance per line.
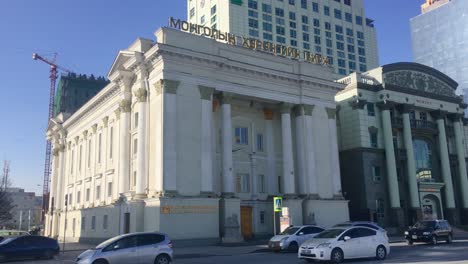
[422, 194, 442, 220]
[240, 206, 253, 240]
[123, 213, 130, 234]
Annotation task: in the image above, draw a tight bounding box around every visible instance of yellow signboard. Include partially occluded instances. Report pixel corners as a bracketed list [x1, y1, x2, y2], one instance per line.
[274, 196, 283, 212]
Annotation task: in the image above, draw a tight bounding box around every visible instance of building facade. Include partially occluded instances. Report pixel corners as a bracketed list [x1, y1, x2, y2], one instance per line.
[411, 0, 468, 100]
[187, 0, 379, 76]
[336, 62, 468, 230]
[4, 188, 42, 231]
[45, 27, 349, 242]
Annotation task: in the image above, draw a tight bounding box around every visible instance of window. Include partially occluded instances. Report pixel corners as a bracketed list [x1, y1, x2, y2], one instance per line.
[325, 22, 331, 30]
[263, 13, 272, 21]
[337, 51, 345, 58]
[190, 8, 195, 18]
[303, 43, 310, 50]
[313, 19, 320, 27]
[359, 56, 366, 63]
[134, 112, 139, 128]
[346, 28, 354, 36]
[276, 36, 286, 43]
[314, 36, 321, 44]
[200, 15, 205, 24]
[356, 15, 363, 25]
[98, 133, 102, 163]
[263, 22, 272, 32]
[108, 182, 113, 197]
[248, 0, 258, 9]
[103, 215, 108, 230]
[256, 134, 264, 151]
[359, 64, 367, 72]
[312, 2, 319, 12]
[236, 174, 250, 193]
[419, 112, 427, 121]
[249, 29, 259, 37]
[338, 68, 347, 75]
[291, 39, 297, 46]
[336, 34, 344, 41]
[367, 103, 375, 116]
[87, 140, 91, 168]
[275, 8, 284, 17]
[370, 132, 378, 148]
[248, 10, 258, 18]
[314, 28, 320, 35]
[86, 188, 90, 202]
[358, 47, 366, 56]
[357, 31, 364, 39]
[289, 11, 296, 20]
[134, 138, 138, 155]
[77, 191, 81, 204]
[376, 199, 385, 219]
[301, 0, 307, 8]
[258, 174, 265, 193]
[276, 17, 285, 25]
[349, 61, 356, 70]
[276, 26, 285, 35]
[260, 211, 266, 224]
[338, 59, 345, 68]
[263, 32, 273, 40]
[324, 6, 330, 16]
[248, 18, 258, 28]
[288, 0, 295, 5]
[290, 29, 297, 38]
[327, 56, 334, 65]
[96, 185, 101, 200]
[137, 234, 165, 246]
[315, 46, 321, 53]
[348, 44, 355, 53]
[290, 21, 296, 28]
[301, 15, 308, 24]
[303, 33, 310, 42]
[91, 216, 96, 230]
[334, 9, 342, 19]
[109, 127, 113, 159]
[373, 166, 381, 182]
[211, 5, 216, 15]
[68, 194, 72, 206]
[344, 0, 351, 6]
[262, 3, 272, 13]
[337, 42, 344, 50]
[104, 236, 137, 252]
[345, 12, 352, 22]
[335, 25, 343, 33]
[81, 217, 85, 230]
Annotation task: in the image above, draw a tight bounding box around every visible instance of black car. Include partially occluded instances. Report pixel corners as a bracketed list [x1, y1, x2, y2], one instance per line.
[404, 220, 452, 245]
[0, 235, 60, 262]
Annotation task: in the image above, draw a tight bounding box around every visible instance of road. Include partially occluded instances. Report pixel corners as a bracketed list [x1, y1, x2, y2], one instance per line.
[9, 240, 468, 264]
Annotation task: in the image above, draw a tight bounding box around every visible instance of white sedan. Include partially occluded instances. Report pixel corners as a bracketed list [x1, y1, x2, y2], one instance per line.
[298, 226, 390, 263]
[268, 225, 325, 252]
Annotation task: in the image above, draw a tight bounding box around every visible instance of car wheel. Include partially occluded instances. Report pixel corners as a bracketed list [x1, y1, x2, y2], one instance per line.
[92, 260, 109, 264]
[447, 234, 453, 244]
[432, 235, 438, 245]
[155, 254, 171, 264]
[376, 245, 387, 260]
[406, 239, 413, 246]
[288, 241, 299, 253]
[330, 248, 344, 264]
[43, 250, 54, 260]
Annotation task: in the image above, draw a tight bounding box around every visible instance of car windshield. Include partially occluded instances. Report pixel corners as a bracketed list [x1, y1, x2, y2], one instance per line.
[413, 221, 435, 229]
[314, 229, 345, 239]
[95, 235, 126, 249]
[0, 238, 14, 245]
[280, 227, 300, 235]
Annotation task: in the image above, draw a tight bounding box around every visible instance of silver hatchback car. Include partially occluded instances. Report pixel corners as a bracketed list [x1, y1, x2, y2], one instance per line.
[76, 232, 173, 264]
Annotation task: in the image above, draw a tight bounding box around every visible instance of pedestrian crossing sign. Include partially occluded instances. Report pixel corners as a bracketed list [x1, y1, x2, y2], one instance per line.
[274, 196, 282, 212]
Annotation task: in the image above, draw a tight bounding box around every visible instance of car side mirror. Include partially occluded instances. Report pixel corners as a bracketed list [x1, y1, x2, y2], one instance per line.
[344, 236, 351, 241]
[298, 232, 304, 236]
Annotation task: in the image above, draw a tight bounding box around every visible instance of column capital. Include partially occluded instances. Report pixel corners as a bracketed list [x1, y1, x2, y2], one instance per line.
[263, 108, 274, 120]
[198, 85, 215, 100]
[134, 88, 148, 102]
[430, 110, 448, 120]
[293, 105, 315, 116]
[326, 107, 337, 119]
[52, 148, 60, 157]
[82, 130, 88, 140]
[92, 124, 98, 133]
[219, 92, 234, 105]
[114, 108, 121, 120]
[154, 79, 180, 95]
[280, 103, 293, 114]
[398, 103, 415, 114]
[348, 98, 368, 110]
[119, 99, 132, 113]
[376, 101, 396, 111]
[102, 116, 109, 128]
[448, 113, 464, 122]
[58, 144, 66, 152]
[74, 136, 79, 144]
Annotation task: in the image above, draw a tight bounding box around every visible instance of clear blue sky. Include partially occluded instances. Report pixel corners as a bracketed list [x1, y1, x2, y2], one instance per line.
[0, 0, 422, 194]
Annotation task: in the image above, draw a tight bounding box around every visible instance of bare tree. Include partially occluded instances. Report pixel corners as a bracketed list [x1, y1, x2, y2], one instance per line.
[0, 161, 14, 228]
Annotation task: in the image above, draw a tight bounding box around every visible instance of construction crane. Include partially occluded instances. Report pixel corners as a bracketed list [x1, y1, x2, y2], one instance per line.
[32, 53, 72, 221]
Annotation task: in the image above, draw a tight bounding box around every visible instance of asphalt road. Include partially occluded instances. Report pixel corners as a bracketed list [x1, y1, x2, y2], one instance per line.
[8, 240, 468, 264]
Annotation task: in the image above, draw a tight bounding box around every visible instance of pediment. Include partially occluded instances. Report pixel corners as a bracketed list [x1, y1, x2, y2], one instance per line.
[107, 51, 134, 79]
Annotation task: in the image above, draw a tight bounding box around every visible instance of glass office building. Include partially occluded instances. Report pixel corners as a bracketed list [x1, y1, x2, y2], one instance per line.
[411, 0, 468, 102]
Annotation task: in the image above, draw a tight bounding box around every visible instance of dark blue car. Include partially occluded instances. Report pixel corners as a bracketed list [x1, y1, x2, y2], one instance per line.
[0, 235, 59, 262]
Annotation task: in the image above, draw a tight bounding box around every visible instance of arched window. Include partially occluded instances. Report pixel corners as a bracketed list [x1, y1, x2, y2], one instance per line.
[413, 139, 433, 181]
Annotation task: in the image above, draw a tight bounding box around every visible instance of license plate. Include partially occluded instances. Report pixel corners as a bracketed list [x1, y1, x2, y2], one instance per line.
[412, 235, 418, 239]
[303, 250, 311, 254]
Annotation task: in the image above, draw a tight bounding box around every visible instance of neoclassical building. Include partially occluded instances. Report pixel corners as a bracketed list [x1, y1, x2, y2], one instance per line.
[336, 63, 468, 229]
[45, 26, 349, 242]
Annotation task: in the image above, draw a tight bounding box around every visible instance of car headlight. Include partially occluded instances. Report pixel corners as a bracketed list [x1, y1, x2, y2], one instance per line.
[317, 243, 331, 248]
[423, 232, 431, 235]
[404, 231, 409, 235]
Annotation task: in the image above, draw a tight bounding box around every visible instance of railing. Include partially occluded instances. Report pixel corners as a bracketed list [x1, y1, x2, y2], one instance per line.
[411, 119, 437, 130]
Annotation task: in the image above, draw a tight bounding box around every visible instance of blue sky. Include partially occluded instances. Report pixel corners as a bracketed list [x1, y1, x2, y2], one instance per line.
[0, 0, 422, 194]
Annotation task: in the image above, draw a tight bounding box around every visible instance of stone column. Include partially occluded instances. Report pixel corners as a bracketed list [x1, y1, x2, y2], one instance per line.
[50, 147, 59, 237]
[264, 109, 277, 195]
[118, 99, 131, 195]
[198, 85, 215, 195]
[221, 93, 234, 195]
[304, 106, 318, 197]
[134, 88, 148, 198]
[101, 118, 108, 203]
[379, 102, 405, 227]
[56, 142, 66, 211]
[155, 79, 180, 195]
[294, 105, 307, 195]
[326, 108, 343, 198]
[280, 103, 295, 196]
[433, 111, 457, 220]
[453, 116, 468, 210]
[401, 106, 421, 211]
